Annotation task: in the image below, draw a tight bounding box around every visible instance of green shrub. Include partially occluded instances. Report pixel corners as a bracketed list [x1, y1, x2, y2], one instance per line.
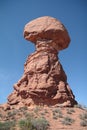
[83, 105, 87, 110]
[7, 110, 17, 117]
[19, 116, 49, 130]
[52, 108, 63, 119]
[79, 112, 87, 120]
[31, 117, 49, 130]
[40, 112, 46, 116]
[79, 112, 87, 127]
[74, 104, 87, 110]
[53, 108, 61, 113]
[0, 114, 2, 118]
[0, 121, 15, 130]
[19, 117, 32, 130]
[44, 109, 48, 113]
[19, 106, 28, 111]
[53, 115, 58, 119]
[80, 120, 87, 127]
[67, 108, 75, 114]
[74, 104, 84, 109]
[33, 106, 40, 114]
[61, 116, 75, 125]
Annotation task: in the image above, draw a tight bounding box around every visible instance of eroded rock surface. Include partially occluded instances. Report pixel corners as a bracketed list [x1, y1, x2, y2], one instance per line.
[24, 16, 70, 50]
[7, 16, 77, 107]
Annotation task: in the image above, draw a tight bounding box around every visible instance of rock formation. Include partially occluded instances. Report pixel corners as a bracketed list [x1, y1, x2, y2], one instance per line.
[7, 16, 77, 107]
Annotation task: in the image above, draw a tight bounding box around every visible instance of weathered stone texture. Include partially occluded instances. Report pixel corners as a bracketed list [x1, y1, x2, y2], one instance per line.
[7, 16, 77, 107]
[24, 16, 70, 50]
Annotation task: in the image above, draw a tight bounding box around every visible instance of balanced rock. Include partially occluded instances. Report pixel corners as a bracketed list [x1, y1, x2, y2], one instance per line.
[7, 16, 77, 107]
[24, 16, 70, 50]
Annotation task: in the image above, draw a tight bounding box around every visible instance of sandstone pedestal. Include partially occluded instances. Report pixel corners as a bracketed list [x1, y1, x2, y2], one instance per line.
[7, 16, 77, 107]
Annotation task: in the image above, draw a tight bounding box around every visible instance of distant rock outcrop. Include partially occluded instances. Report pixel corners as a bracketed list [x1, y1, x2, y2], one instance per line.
[7, 16, 77, 107]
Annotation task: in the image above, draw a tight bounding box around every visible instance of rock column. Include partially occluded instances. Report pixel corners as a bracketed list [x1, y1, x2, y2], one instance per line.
[7, 16, 77, 107]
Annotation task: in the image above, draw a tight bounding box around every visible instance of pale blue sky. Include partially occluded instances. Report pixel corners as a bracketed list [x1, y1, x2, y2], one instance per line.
[0, 0, 87, 106]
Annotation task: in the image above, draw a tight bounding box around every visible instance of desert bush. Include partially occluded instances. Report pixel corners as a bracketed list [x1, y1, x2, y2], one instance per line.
[44, 109, 48, 113]
[33, 106, 40, 114]
[53, 115, 58, 119]
[79, 112, 87, 127]
[67, 108, 75, 114]
[19, 115, 49, 130]
[24, 112, 33, 119]
[0, 114, 2, 118]
[52, 108, 63, 119]
[7, 110, 17, 117]
[75, 104, 87, 110]
[80, 120, 87, 127]
[40, 112, 45, 116]
[19, 106, 28, 112]
[31, 117, 49, 130]
[61, 116, 75, 125]
[53, 108, 61, 113]
[79, 112, 87, 120]
[74, 104, 85, 109]
[19, 117, 32, 130]
[0, 121, 15, 130]
[83, 105, 87, 110]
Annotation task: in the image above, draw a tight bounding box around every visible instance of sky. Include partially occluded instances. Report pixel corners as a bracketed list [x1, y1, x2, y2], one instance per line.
[0, 0, 87, 106]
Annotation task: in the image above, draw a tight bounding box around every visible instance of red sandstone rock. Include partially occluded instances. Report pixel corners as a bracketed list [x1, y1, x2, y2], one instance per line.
[24, 16, 70, 50]
[7, 16, 77, 107]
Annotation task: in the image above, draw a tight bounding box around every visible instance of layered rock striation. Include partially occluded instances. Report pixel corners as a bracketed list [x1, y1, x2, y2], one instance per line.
[7, 16, 77, 107]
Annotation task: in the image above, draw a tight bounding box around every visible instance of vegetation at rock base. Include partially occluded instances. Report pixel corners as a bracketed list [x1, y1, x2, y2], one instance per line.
[19, 116, 49, 130]
[66, 108, 75, 114]
[0, 121, 15, 130]
[0, 105, 87, 130]
[61, 116, 75, 125]
[52, 108, 63, 119]
[79, 112, 87, 127]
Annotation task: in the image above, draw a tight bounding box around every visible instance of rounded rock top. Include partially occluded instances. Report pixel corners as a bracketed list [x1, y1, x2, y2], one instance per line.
[24, 16, 70, 50]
